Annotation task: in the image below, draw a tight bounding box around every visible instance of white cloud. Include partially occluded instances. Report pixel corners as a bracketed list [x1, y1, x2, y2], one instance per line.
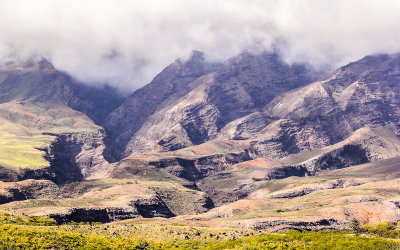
[0, 0, 399, 92]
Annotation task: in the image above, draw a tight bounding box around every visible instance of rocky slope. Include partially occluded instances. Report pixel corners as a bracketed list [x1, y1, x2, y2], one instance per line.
[0, 57, 216, 223]
[120, 52, 319, 157]
[115, 53, 400, 178]
[0, 59, 123, 124]
[105, 52, 400, 226]
[104, 51, 221, 161]
[0, 58, 123, 183]
[0, 52, 399, 229]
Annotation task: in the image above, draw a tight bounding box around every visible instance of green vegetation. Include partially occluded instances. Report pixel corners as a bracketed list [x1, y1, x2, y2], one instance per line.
[165, 230, 400, 249]
[0, 121, 52, 170]
[0, 101, 101, 171]
[362, 221, 400, 238]
[0, 212, 399, 249]
[1, 224, 398, 249]
[350, 218, 363, 236]
[0, 212, 57, 226]
[0, 224, 148, 249]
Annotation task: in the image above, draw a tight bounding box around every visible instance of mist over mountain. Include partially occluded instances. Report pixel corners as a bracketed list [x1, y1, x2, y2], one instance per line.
[1, 0, 400, 92]
[1, 1, 400, 247]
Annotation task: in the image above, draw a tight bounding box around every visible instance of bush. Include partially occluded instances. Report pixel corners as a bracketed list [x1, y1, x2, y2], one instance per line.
[350, 218, 363, 236]
[0, 224, 149, 249]
[27, 216, 57, 226]
[363, 221, 398, 238]
[0, 213, 56, 226]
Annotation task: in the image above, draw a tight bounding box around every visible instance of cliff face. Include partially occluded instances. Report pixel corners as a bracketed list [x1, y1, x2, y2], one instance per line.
[38, 131, 112, 183]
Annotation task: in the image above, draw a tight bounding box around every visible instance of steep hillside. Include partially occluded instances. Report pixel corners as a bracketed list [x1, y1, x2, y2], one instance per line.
[108, 53, 400, 226]
[0, 52, 399, 229]
[0, 59, 123, 183]
[0, 59, 123, 124]
[104, 51, 221, 161]
[121, 52, 318, 157]
[114, 53, 400, 179]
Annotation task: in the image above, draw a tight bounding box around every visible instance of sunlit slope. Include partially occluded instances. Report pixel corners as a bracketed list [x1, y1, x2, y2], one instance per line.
[0, 101, 100, 171]
[0, 59, 120, 175]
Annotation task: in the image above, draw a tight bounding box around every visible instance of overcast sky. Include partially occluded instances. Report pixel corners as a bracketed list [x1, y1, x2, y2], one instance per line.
[1, 0, 400, 92]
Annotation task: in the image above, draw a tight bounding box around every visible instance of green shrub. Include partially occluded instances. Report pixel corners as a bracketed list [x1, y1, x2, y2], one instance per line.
[363, 221, 398, 238]
[0, 212, 56, 226]
[350, 218, 364, 236]
[27, 215, 57, 226]
[162, 230, 399, 249]
[0, 224, 149, 249]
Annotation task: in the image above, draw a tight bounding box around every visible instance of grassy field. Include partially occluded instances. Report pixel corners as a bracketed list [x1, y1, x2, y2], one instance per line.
[0, 101, 101, 171]
[0, 120, 51, 170]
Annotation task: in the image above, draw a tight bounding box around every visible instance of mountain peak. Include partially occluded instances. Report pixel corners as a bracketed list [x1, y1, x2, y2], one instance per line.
[177, 50, 205, 64]
[0, 57, 55, 72]
[36, 58, 55, 71]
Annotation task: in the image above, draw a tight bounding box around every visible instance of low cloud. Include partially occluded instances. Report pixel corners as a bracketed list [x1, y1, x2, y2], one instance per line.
[1, 0, 400, 92]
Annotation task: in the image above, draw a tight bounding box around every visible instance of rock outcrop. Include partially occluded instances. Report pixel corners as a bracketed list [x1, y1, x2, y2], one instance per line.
[49, 207, 140, 223]
[266, 179, 364, 199]
[40, 132, 112, 182]
[247, 218, 348, 232]
[0, 179, 60, 204]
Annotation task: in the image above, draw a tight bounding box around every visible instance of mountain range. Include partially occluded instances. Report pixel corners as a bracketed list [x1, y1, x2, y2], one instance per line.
[0, 51, 399, 231]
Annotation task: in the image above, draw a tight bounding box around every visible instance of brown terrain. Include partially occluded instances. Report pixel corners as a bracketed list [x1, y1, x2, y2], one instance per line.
[0, 51, 399, 231]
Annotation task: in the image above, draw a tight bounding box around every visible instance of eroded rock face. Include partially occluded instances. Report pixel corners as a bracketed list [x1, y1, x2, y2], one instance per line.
[121, 52, 319, 157]
[18, 131, 112, 184]
[148, 185, 214, 215]
[49, 207, 140, 224]
[0, 166, 20, 182]
[248, 218, 348, 232]
[129, 196, 174, 218]
[264, 144, 370, 180]
[47, 132, 112, 180]
[111, 146, 253, 182]
[49, 196, 176, 224]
